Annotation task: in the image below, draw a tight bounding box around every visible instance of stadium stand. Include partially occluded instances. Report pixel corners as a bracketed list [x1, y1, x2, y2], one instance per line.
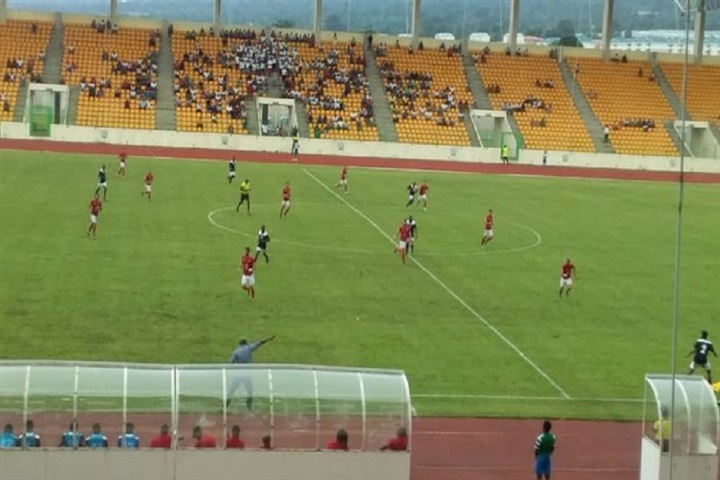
[286, 39, 379, 141]
[660, 62, 720, 126]
[376, 43, 472, 146]
[475, 52, 594, 152]
[63, 20, 158, 130]
[573, 58, 678, 156]
[172, 28, 272, 134]
[0, 20, 52, 122]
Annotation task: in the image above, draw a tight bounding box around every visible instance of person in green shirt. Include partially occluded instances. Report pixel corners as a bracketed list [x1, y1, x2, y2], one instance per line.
[236, 179, 251, 215]
[653, 406, 671, 452]
[534, 420, 556, 480]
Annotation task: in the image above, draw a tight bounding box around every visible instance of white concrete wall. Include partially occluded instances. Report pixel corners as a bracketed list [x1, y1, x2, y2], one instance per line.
[0, 450, 410, 480]
[1, 121, 719, 174]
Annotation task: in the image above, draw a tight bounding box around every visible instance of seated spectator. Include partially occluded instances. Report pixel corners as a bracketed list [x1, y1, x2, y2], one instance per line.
[638, 67, 643, 77]
[261, 434, 273, 450]
[59, 420, 84, 448]
[326, 429, 349, 451]
[192, 425, 215, 448]
[380, 427, 408, 452]
[18, 420, 40, 448]
[2, 100, 10, 113]
[226, 425, 245, 449]
[124, 99, 131, 109]
[418, 41, 424, 51]
[0, 424, 17, 448]
[68, 43, 76, 55]
[31, 23, 38, 34]
[85, 423, 108, 449]
[149, 424, 172, 449]
[117, 423, 140, 448]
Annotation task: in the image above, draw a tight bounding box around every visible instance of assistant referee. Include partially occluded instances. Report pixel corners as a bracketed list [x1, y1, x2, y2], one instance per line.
[235, 178, 251, 214]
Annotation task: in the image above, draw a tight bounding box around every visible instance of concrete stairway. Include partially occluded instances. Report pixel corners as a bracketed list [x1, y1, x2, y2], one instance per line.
[461, 54, 490, 147]
[461, 54, 492, 110]
[294, 99, 310, 138]
[651, 58, 692, 122]
[267, 72, 283, 98]
[41, 13, 64, 84]
[664, 120, 692, 157]
[154, 21, 176, 131]
[12, 81, 28, 122]
[66, 86, 80, 124]
[245, 98, 259, 135]
[558, 59, 615, 154]
[364, 47, 398, 142]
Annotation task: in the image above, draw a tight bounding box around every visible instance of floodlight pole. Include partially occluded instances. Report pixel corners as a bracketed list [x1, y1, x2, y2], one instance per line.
[410, 0, 421, 49]
[110, 0, 118, 22]
[694, 0, 706, 64]
[507, 0, 519, 54]
[601, 0, 614, 61]
[668, 0, 692, 477]
[314, 0, 323, 43]
[214, 0, 221, 35]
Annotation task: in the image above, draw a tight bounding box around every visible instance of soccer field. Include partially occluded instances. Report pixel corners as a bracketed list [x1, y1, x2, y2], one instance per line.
[1, 150, 718, 420]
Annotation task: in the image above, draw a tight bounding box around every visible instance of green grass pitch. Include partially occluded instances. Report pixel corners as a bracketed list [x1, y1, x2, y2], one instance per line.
[1, 150, 718, 420]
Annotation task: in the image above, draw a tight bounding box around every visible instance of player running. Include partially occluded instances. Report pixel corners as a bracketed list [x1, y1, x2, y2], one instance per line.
[228, 156, 237, 184]
[240, 247, 256, 300]
[394, 220, 412, 265]
[688, 330, 717, 383]
[534, 420, 556, 480]
[559, 258, 576, 298]
[405, 215, 417, 255]
[117, 151, 127, 178]
[95, 165, 108, 200]
[236, 179, 251, 214]
[87, 194, 103, 238]
[336, 166, 348, 194]
[279, 181, 291, 218]
[255, 225, 270, 264]
[418, 181, 429, 210]
[141, 171, 153, 201]
[406, 182, 418, 207]
[290, 126, 299, 162]
[481, 209, 494, 248]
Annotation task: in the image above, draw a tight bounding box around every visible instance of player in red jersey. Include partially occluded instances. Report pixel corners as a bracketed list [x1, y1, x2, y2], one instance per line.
[559, 258, 576, 298]
[418, 181, 429, 210]
[336, 166, 348, 194]
[481, 209, 494, 248]
[117, 151, 127, 178]
[240, 247, 256, 300]
[279, 181, 291, 218]
[395, 221, 412, 264]
[141, 171, 153, 201]
[87, 194, 102, 237]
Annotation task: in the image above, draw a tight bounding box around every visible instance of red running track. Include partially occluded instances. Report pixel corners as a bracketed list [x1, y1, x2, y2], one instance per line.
[1, 138, 718, 184]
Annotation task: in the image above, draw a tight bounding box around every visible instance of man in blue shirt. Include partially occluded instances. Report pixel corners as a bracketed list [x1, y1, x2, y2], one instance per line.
[18, 420, 40, 448]
[85, 422, 108, 449]
[59, 420, 84, 448]
[226, 335, 275, 411]
[117, 422, 140, 448]
[0, 423, 18, 448]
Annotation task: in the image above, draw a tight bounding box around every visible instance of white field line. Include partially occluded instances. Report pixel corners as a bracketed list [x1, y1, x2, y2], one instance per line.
[412, 393, 643, 403]
[303, 168, 571, 400]
[207, 206, 371, 254]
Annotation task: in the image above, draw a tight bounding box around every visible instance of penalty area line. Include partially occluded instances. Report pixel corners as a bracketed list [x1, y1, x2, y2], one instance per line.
[303, 168, 571, 400]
